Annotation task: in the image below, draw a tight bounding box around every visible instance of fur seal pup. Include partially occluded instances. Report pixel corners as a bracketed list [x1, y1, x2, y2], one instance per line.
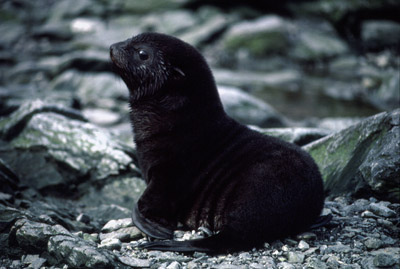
[110, 32, 330, 253]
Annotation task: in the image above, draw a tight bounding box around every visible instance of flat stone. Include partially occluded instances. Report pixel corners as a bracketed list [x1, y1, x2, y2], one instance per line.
[101, 218, 132, 232]
[98, 237, 122, 250]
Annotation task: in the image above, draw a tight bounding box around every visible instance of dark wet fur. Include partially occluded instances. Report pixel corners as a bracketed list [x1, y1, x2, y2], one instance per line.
[110, 32, 328, 253]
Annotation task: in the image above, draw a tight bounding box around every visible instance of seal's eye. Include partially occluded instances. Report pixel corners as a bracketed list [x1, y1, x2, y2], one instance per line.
[138, 50, 149, 61]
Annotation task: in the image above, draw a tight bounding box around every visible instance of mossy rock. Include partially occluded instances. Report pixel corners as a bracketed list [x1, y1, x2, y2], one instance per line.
[304, 109, 400, 202]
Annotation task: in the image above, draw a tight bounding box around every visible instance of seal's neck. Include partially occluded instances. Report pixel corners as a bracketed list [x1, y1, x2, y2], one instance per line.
[129, 91, 225, 144]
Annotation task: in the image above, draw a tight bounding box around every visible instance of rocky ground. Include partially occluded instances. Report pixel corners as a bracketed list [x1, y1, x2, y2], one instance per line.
[0, 0, 399, 268]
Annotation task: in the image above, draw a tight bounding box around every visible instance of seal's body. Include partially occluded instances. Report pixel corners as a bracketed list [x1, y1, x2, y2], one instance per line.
[110, 33, 327, 253]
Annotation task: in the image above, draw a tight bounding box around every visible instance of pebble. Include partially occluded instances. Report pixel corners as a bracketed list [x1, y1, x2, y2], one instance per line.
[298, 240, 309, 250]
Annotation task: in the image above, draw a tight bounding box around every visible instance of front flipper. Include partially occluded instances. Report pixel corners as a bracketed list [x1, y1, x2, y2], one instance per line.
[138, 231, 254, 254]
[131, 204, 174, 240]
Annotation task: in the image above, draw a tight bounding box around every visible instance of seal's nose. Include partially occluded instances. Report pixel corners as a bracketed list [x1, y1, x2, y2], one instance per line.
[109, 43, 118, 57]
[110, 42, 123, 63]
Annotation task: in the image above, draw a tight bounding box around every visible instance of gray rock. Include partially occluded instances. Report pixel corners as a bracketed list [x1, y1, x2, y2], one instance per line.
[50, 70, 129, 110]
[21, 254, 46, 269]
[117, 0, 189, 14]
[315, 117, 362, 132]
[218, 85, 288, 128]
[31, 21, 74, 41]
[179, 7, 234, 47]
[82, 233, 99, 243]
[48, 0, 105, 22]
[364, 238, 383, 250]
[118, 256, 151, 268]
[0, 22, 26, 50]
[290, 30, 348, 61]
[79, 176, 145, 209]
[0, 100, 139, 192]
[289, 0, 398, 24]
[249, 263, 265, 269]
[304, 258, 328, 269]
[76, 213, 91, 224]
[140, 10, 197, 35]
[11, 218, 70, 252]
[100, 226, 142, 242]
[84, 204, 131, 227]
[373, 253, 397, 267]
[369, 203, 396, 218]
[277, 262, 295, 269]
[101, 218, 132, 232]
[48, 234, 117, 268]
[370, 69, 400, 111]
[167, 261, 182, 269]
[362, 20, 400, 50]
[82, 108, 121, 126]
[255, 127, 331, 146]
[304, 109, 400, 202]
[360, 257, 376, 269]
[0, 204, 33, 231]
[147, 251, 192, 263]
[222, 15, 291, 56]
[297, 232, 317, 241]
[324, 242, 352, 254]
[298, 240, 310, 250]
[98, 237, 122, 250]
[287, 252, 305, 263]
[214, 68, 301, 94]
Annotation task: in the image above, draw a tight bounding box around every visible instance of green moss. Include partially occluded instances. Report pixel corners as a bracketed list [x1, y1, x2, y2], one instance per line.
[225, 32, 289, 56]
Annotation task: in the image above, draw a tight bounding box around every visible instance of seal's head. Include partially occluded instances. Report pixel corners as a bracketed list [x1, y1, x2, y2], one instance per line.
[110, 32, 214, 101]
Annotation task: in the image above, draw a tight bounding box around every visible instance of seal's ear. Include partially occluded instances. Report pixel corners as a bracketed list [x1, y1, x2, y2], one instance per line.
[173, 67, 185, 77]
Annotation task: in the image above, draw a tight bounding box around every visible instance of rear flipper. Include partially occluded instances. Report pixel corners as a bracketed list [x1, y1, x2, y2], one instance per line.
[131, 204, 174, 240]
[310, 214, 333, 229]
[138, 231, 255, 254]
